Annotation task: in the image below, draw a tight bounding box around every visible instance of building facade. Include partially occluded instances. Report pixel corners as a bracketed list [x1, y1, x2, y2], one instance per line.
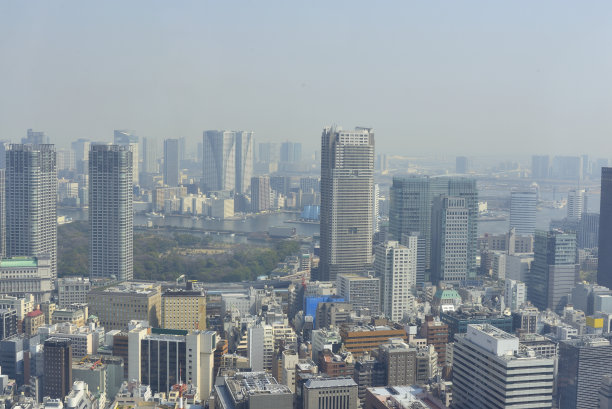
[43, 337, 73, 399]
[509, 190, 537, 236]
[319, 126, 374, 281]
[431, 196, 469, 284]
[163, 138, 180, 186]
[336, 274, 380, 315]
[375, 241, 415, 322]
[89, 144, 133, 281]
[599, 167, 612, 288]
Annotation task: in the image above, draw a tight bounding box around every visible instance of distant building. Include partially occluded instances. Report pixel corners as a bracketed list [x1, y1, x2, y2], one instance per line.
[528, 230, 578, 313]
[567, 188, 586, 221]
[376, 241, 415, 321]
[509, 190, 537, 236]
[44, 338, 73, 399]
[455, 156, 469, 174]
[113, 130, 139, 185]
[578, 212, 599, 249]
[163, 138, 180, 186]
[431, 196, 469, 284]
[531, 155, 550, 179]
[599, 167, 612, 289]
[303, 377, 358, 409]
[453, 324, 554, 409]
[319, 126, 374, 281]
[504, 279, 526, 311]
[251, 176, 271, 212]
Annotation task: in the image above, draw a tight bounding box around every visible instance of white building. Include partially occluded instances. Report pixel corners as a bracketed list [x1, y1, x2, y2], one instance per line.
[431, 196, 470, 284]
[0, 256, 54, 303]
[509, 190, 537, 236]
[57, 277, 91, 307]
[376, 241, 416, 322]
[505, 279, 526, 312]
[247, 324, 274, 372]
[453, 324, 554, 408]
[567, 188, 586, 221]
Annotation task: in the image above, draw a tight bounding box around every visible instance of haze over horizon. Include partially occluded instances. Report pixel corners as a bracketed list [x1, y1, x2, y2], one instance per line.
[1, 1, 612, 157]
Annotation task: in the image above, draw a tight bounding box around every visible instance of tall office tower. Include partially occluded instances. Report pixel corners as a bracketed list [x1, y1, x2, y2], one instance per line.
[372, 183, 380, 233]
[258, 142, 280, 163]
[0, 170, 4, 258]
[141, 136, 158, 174]
[113, 130, 139, 185]
[453, 324, 554, 409]
[376, 240, 416, 322]
[578, 212, 599, 249]
[163, 138, 180, 186]
[178, 136, 186, 162]
[319, 126, 374, 282]
[389, 176, 478, 277]
[531, 155, 550, 179]
[89, 145, 133, 282]
[599, 167, 612, 288]
[23, 129, 47, 145]
[280, 141, 302, 163]
[400, 232, 426, 288]
[528, 230, 578, 313]
[235, 131, 254, 194]
[0, 141, 9, 169]
[202, 130, 236, 193]
[56, 149, 75, 171]
[5, 144, 57, 280]
[558, 336, 612, 409]
[567, 188, 586, 221]
[552, 155, 583, 181]
[43, 337, 72, 399]
[509, 189, 537, 236]
[431, 196, 469, 284]
[455, 156, 469, 174]
[251, 176, 271, 212]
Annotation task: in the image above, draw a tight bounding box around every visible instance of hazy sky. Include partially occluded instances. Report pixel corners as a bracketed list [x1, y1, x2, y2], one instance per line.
[1, 1, 612, 156]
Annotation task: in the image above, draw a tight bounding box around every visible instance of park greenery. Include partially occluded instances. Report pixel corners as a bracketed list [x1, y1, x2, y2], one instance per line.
[58, 221, 301, 282]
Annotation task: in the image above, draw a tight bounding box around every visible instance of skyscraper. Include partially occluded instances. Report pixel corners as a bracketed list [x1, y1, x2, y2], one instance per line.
[509, 189, 537, 236]
[376, 240, 416, 322]
[202, 130, 236, 193]
[141, 136, 158, 174]
[431, 196, 469, 284]
[280, 141, 302, 163]
[599, 167, 612, 289]
[234, 131, 254, 194]
[453, 324, 554, 409]
[567, 188, 586, 221]
[531, 155, 550, 179]
[89, 145, 133, 281]
[455, 156, 469, 174]
[578, 212, 599, 249]
[319, 126, 374, 281]
[251, 176, 271, 212]
[558, 336, 612, 409]
[389, 176, 478, 277]
[163, 138, 180, 186]
[0, 169, 4, 259]
[43, 337, 72, 399]
[528, 230, 578, 313]
[114, 130, 139, 185]
[23, 129, 47, 145]
[5, 144, 57, 280]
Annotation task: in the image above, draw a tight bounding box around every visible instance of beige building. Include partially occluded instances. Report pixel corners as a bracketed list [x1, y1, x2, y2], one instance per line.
[57, 277, 91, 307]
[161, 287, 206, 331]
[88, 282, 161, 330]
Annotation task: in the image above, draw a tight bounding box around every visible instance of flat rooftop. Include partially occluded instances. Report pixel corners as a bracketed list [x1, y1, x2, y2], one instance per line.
[0, 257, 38, 268]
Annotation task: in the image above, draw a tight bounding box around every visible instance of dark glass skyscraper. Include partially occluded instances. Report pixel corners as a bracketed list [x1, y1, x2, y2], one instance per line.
[389, 176, 478, 279]
[319, 126, 374, 281]
[43, 337, 72, 399]
[89, 145, 133, 281]
[5, 144, 57, 280]
[598, 167, 612, 288]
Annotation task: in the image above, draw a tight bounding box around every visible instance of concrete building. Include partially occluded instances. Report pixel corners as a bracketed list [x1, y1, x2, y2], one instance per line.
[453, 324, 554, 409]
[456, 156, 469, 174]
[420, 316, 448, 366]
[601, 374, 612, 409]
[579, 212, 599, 249]
[376, 240, 415, 322]
[505, 279, 526, 311]
[340, 325, 408, 357]
[214, 371, 293, 409]
[42, 323, 99, 359]
[303, 377, 358, 409]
[202, 130, 236, 193]
[163, 138, 180, 187]
[509, 190, 537, 236]
[319, 126, 374, 281]
[567, 188, 586, 221]
[558, 336, 612, 409]
[247, 324, 274, 372]
[161, 286, 206, 331]
[234, 131, 254, 195]
[379, 339, 417, 386]
[431, 196, 469, 284]
[57, 277, 91, 308]
[87, 282, 161, 330]
[336, 274, 380, 315]
[113, 130, 139, 186]
[6, 144, 57, 281]
[600, 167, 612, 289]
[44, 338, 73, 399]
[89, 144, 133, 282]
[440, 308, 514, 342]
[531, 155, 550, 179]
[0, 309, 17, 340]
[389, 176, 478, 277]
[24, 309, 45, 336]
[528, 230, 578, 313]
[130, 328, 216, 401]
[0, 169, 4, 259]
[250, 176, 271, 212]
[0, 256, 53, 302]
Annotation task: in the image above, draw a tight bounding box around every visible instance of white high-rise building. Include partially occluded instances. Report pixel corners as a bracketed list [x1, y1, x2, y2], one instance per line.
[376, 240, 416, 322]
[567, 188, 586, 221]
[247, 324, 274, 372]
[89, 145, 133, 281]
[202, 130, 236, 192]
[319, 126, 374, 281]
[453, 324, 554, 409]
[431, 196, 469, 284]
[235, 131, 254, 194]
[509, 189, 537, 236]
[5, 144, 57, 281]
[373, 183, 380, 233]
[505, 279, 526, 312]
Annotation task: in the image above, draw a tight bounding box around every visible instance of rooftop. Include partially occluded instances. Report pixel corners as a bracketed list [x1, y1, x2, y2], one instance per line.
[0, 257, 38, 268]
[304, 377, 357, 389]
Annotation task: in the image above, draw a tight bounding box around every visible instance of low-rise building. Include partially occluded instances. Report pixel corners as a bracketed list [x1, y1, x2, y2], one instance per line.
[57, 277, 91, 307]
[0, 256, 53, 302]
[214, 371, 293, 409]
[340, 325, 408, 357]
[161, 286, 206, 331]
[303, 377, 358, 409]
